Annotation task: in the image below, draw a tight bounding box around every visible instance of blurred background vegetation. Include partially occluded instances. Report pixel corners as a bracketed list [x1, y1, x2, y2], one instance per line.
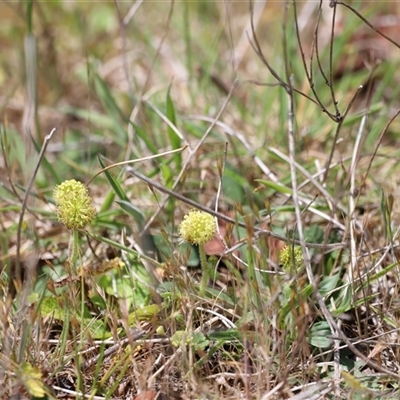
[2, 1, 400, 399]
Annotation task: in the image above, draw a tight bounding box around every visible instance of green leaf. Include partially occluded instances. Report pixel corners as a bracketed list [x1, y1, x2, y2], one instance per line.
[99, 188, 116, 213]
[98, 156, 129, 201]
[207, 329, 240, 341]
[160, 164, 173, 188]
[88, 5, 117, 33]
[93, 73, 127, 123]
[203, 286, 235, 306]
[307, 321, 332, 348]
[341, 370, 365, 390]
[166, 86, 182, 169]
[128, 304, 160, 325]
[40, 297, 65, 321]
[85, 318, 111, 339]
[222, 168, 245, 203]
[130, 122, 158, 154]
[381, 189, 393, 241]
[171, 331, 209, 351]
[332, 285, 354, 315]
[98, 271, 150, 309]
[255, 179, 293, 195]
[90, 294, 107, 310]
[359, 261, 398, 290]
[166, 87, 179, 148]
[59, 106, 116, 130]
[116, 199, 145, 227]
[192, 331, 210, 351]
[318, 273, 341, 296]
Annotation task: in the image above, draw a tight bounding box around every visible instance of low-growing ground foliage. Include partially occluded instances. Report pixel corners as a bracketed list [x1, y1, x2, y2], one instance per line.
[2, 1, 400, 399]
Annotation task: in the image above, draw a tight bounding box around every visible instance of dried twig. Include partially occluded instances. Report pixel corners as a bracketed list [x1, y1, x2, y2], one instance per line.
[14, 127, 56, 295]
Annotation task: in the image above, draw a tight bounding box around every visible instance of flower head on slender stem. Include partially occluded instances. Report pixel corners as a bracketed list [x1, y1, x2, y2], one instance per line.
[53, 179, 96, 230]
[179, 209, 216, 246]
[179, 209, 216, 296]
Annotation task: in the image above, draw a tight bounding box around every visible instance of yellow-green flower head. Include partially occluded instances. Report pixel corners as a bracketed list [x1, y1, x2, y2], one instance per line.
[279, 245, 304, 271]
[53, 179, 96, 230]
[179, 209, 216, 245]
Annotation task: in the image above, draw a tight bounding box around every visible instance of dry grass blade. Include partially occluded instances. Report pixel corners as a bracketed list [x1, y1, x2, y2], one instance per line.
[14, 127, 56, 295]
[3, 1, 400, 398]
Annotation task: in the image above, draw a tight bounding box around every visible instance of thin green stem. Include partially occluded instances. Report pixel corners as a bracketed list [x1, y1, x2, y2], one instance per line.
[69, 229, 80, 273]
[199, 244, 209, 297]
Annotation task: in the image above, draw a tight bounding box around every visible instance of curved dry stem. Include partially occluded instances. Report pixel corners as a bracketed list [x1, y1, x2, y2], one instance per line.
[248, 1, 289, 91]
[337, 1, 400, 50]
[362, 107, 400, 195]
[292, 0, 340, 122]
[322, 84, 364, 183]
[312, 2, 327, 84]
[14, 127, 56, 296]
[86, 146, 188, 187]
[328, 1, 340, 117]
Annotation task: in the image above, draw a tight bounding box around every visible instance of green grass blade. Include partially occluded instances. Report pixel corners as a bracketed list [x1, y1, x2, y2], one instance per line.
[98, 156, 128, 202]
[116, 200, 145, 227]
[166, 86, 182, 169]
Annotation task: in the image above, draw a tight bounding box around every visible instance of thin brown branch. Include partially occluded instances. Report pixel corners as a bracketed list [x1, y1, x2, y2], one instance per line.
[292, 0, 340, 122]
[328, 1, 340, 117]
[127, 167, 346, 251]
[337, 1, 400, 50]
[13, 127, 56, 296]
[322, 85, 363, 183]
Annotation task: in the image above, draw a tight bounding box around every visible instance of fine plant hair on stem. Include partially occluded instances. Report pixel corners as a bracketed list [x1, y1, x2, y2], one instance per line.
[13, 127, 56, 296]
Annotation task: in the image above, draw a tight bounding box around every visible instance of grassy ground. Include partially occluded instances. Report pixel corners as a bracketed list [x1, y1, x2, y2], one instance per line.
[2, 1, 400, 399]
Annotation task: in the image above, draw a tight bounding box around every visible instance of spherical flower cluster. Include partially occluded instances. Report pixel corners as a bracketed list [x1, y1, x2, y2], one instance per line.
[279, 245, 304, 271]
[53, 179, 96, 230]
[179, 209, 216, 246]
